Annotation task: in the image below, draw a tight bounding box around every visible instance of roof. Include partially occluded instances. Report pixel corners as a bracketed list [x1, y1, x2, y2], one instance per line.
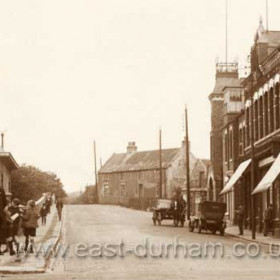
[212, 77, 242, 95]
[0, 151, 19, 171]
[99, 148, 180, 173]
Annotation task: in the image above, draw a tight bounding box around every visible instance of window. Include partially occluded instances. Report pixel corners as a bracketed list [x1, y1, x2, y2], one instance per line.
[224, 132, 228, 163]
[239, 127, 243, 156]
[230, 91, 242, 102]
[103, 183, 110, 196]
[199, 171, 204, 188]
[259, 96, 264, 139]
[254, 100, 259, 141]
[264, 92, 269, 136]
[269, 88, 275, 133]
[275, 84, 280, 130]
[229, 129, 233, 161]
[138, 171, 142, 179]
[246, 107, 250, 146]
[120, 184, 125, 197]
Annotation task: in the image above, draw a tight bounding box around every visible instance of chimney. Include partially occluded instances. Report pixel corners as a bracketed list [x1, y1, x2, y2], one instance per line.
[127, 142, 137, 154]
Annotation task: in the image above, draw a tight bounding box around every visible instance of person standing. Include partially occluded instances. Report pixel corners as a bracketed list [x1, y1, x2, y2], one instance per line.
[264, 204, 274, 236]
[236, 204, 244, 235]
[22, 200, 40, 253]
[56, 198, 63, 221]
[40, 203, 48, 226]
[4, 198, 21, 256]
[45, 194, 53, 214]
[0, 188, 7, 255]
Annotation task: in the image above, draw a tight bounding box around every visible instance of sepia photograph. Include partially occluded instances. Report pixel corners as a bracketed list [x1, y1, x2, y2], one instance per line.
[0, 0, 280, 279]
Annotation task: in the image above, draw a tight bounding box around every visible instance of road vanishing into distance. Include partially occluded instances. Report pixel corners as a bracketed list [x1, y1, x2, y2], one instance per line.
[3, 205, 280, 280]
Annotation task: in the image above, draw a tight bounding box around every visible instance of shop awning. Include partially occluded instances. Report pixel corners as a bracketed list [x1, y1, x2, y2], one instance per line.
[252, 153, 280, 195]
[220, 159, 251, 195]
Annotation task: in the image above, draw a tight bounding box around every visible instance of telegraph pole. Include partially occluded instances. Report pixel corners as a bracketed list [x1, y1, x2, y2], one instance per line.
[159, 128, 163, 198]
[185, 106, 191, 220]
[94, 140, 99, 204]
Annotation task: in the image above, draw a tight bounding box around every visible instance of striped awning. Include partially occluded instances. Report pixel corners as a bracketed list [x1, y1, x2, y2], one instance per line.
[220, 159, 251, 195]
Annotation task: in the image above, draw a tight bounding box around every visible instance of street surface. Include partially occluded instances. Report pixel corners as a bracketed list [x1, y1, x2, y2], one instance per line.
[3, 205, 280, 279]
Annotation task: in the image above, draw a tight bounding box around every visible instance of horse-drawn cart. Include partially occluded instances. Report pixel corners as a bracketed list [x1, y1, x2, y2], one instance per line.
[152, 198, 186, 227]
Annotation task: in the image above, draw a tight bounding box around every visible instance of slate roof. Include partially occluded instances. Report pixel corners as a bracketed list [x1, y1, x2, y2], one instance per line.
[99, 148, 180, 173]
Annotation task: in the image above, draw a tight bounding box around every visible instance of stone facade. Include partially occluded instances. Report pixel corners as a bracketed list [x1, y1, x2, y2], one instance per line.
[98, 142, 209, 214]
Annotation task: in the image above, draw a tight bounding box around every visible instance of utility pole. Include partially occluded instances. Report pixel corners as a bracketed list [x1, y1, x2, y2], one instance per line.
[159, 128, 163, 198]
[250, 77, 256, 240]
[94, 140, 99, 204]
[185, 106, 191, 220]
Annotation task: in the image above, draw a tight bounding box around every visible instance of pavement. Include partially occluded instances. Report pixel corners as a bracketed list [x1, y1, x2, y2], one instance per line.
[226, 225, 280, 246]
[0, 205, 61, 274]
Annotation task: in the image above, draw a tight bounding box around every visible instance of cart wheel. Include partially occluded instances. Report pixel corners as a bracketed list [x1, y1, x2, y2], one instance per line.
[157, 212, 162, 226]
[211, 229, 217, 235]
[189, 222, 194, 232]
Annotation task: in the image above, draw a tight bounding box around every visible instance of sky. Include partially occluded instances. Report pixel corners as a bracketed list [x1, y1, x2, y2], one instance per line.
[0, 0, 279, 193]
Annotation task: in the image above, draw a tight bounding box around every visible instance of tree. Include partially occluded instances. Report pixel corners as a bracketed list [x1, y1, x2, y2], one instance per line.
[11, 165, 67, 204]
[71, 185, 97, 204]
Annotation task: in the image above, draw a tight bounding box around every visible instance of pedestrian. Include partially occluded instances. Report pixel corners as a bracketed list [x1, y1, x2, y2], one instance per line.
[0, 188, 7, 255]
[4, 198, 21, 256]
[56, 198, 63, 221]
[40, 203, 48, 226]
[45, 194, 53, 214]
[264, 203, 274, 236]
[22, 200, 40, 253]
[236, 204, 244, 235]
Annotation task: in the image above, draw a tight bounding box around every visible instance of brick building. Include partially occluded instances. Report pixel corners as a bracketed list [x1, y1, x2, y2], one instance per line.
[210, 19, 280, 235]
[98, 142, 208, 213]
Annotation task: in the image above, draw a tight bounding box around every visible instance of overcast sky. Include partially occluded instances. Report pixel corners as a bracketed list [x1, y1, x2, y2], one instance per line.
[1, 0, 279, 193]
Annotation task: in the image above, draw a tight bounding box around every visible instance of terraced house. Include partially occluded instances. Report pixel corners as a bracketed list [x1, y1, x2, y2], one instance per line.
[98, 141, 209, 213]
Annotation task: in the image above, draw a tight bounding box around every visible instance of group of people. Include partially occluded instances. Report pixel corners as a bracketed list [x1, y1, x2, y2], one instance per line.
[0, 188, 59, 260]
[236, 203, 274, 236]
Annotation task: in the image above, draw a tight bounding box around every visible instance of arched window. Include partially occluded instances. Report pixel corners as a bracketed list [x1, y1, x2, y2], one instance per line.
[254, 100, 259, 141]
[269, 87, 274, 133]
[246, 107, 250, 146]
[275, 83, 280, 130]
[259, 96, 264, 139]
[264, 91, 269, 136]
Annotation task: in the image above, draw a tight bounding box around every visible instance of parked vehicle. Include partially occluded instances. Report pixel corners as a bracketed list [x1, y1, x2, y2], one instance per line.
[189, 201, 227, 236]
[152, 198, 186, 227]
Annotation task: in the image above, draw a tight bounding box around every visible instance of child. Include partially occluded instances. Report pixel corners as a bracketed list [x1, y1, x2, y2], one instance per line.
[4, 198, 21, 256]
[22, 200, 40, 253]
[40, 203, 48, 226]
